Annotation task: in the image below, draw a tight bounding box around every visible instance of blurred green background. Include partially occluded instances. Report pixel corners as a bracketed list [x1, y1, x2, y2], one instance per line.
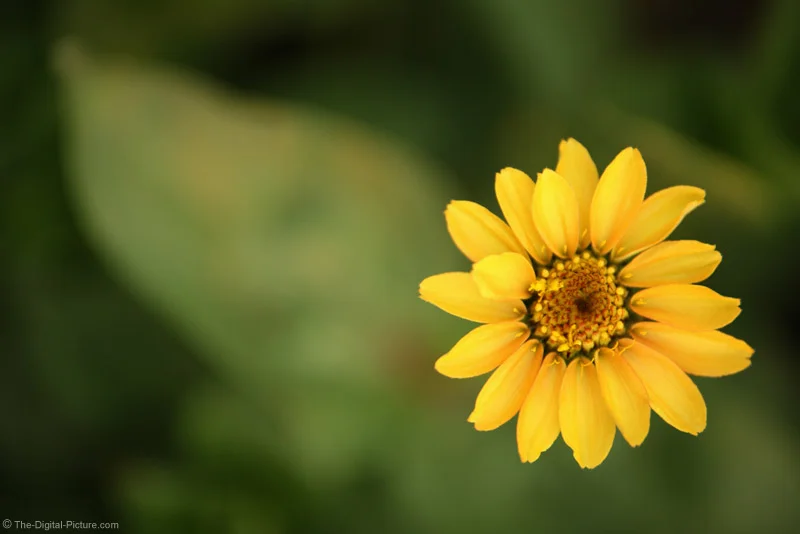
[2, 0, 800, 532]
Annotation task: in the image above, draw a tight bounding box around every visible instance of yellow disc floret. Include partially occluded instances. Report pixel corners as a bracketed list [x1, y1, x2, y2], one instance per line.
[529, 251, 628, 357]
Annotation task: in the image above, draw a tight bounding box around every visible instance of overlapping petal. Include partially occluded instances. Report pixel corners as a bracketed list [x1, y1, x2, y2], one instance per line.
[469, 340, 543, 431]
[611, 186, 706, 262]
[517, 353, 565, 463]
[590, 148, 647, 255]
[631, 322, 753, 377]
[595, 348, 650, 447]
[435, 322, 530, 379]
[621, 340, 707, 435]
[618, 240, 721, 287]
[631, 284, 741, 330]
[471, 252, 537, 300]
[555, 139, 598, 249]
[559, 357, 616, 469]
[419, 272, 526, 323]
[495, 168, 552, 264]
[445, 200, 526, 262]
[532, 169, 580, 258]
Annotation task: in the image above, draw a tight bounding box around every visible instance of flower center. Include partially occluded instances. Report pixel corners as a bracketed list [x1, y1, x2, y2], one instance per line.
[528, 251, 628, 357]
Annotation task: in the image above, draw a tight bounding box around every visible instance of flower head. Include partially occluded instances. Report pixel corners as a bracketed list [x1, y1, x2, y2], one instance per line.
[419, 139, 753, 469]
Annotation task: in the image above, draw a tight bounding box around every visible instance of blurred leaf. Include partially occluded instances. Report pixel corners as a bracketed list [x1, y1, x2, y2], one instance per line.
[56, 40, 459, 380]
[56, 41, 466, 488]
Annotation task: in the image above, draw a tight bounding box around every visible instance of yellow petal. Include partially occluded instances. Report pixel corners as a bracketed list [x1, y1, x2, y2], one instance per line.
[555, 138, 599, 249]
[445, 200, 526, 262]
[611, 186, 706, 262]
[435, 322, 530, 378]
[471, 252, 537, 300]
[468, 340, 543, 431]
[631, 322, 754, 377]
[559, 358, 616, 469]
[590, 147, 647, 255]
[618, 240, 722, 288]
[631, 284, 741, 331]
[621, 341, 707, 435]
[531, 169, 580, 258]
[419, 272, 526, 323]
[495, 168, 552, 265]
[595, 348, 650, 447]
[516, 353, 565, 463]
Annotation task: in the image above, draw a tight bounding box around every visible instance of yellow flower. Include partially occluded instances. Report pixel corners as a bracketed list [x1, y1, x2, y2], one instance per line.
[419, 139, 753, 469]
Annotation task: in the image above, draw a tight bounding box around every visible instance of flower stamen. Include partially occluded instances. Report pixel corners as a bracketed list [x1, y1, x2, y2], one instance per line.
[528, 251, 628, 359]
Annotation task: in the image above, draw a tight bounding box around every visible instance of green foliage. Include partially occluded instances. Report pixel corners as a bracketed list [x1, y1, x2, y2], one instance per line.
[3, 1, 800, 532]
